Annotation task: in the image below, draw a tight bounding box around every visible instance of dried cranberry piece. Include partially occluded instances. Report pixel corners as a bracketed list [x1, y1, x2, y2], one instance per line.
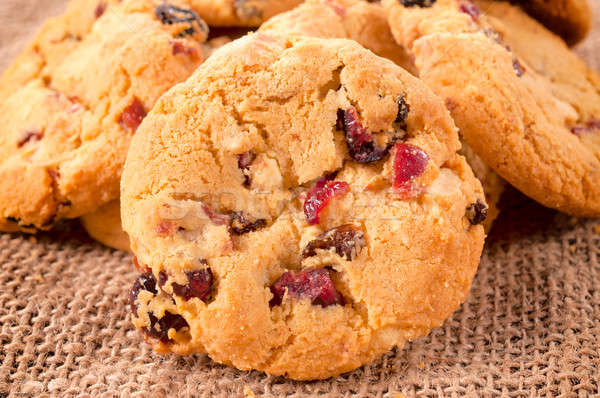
[571, 119, 600, 136]
[399, 0, 436, 7]
[202, 204, 231, 226]
[133, 257, 151, 273]
[95, 2, 107, 18]
[171, 40, 198, 57]
[129, 272, 157, 314]
[17, 130, 43, 148]
[237, 151, 257, 187]
[392, 143, 429, 198]
[466, 199, 488, 225]
[513, 58, 525, 77]
[302, 225, 365, 261]
[155, 3, 208, 37]
[270, 268, 344, 307]
[338, 108, 390, 163]
[230, 212, 267, 235]
[119, 98, 146, 133]
[459, 1, 481, 20]
[170, 268, 213, 302]
[145, 311, 189, 343]
[304, 176, 349, 225]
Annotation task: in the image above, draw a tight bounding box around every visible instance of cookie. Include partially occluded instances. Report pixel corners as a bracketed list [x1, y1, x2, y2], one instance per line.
[81, 200, 131, 252]
[516, 0, 591, 45]
[121, 33, 486, 379]
[383, 0, 600, 217]
[80, 0, 417, 250]
[185, 0, 303, 27]
[0, 0, 214, 232]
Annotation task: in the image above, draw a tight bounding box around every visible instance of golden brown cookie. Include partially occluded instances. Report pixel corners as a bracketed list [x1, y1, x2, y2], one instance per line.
[383, 0, 600, 217]
[186, 0, 303, 26]
[0, 0, 214, 232]
[121, 33, 486, 380]
[81, 200, 131, 252]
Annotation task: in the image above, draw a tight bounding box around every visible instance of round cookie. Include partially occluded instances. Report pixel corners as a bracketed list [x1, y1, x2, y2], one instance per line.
[0, 0, 214, 232]
[383, 0, 600, 217]
[81, 200, 131, 252]
[121, 33, 486, 379]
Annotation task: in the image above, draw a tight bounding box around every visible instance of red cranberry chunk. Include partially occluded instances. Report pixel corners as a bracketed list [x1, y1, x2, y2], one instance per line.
[171, 41, 198, 57]
[270, 268, 344, 307]
[119, 98, 146, 132]
[230, 211, 267, 235]
[392, 143, 429, 198]
[129, 272, 157, 314]
[459, 1, 481, 20]
[466, 199, 488, 225]
[17, 130, 43, 148]
[302, 224, 365, 261]
[145, 311, 189, 343]
[171, 268, 213, 302]
[95, 2, 107, 18]
[571, 119, 600, 135]
[338, 108, 391, 163]
[304, 176, 349, 225]
[202, 204, 231, 226]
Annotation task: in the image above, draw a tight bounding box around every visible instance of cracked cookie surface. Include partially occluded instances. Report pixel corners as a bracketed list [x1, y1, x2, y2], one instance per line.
[0, 0, 214, 231]
[121, 34, 486, 379]
[383, 0, 600, 217]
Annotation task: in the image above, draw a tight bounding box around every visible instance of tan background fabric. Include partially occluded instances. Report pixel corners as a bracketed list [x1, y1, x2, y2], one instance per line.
[1, 0, 599, 396]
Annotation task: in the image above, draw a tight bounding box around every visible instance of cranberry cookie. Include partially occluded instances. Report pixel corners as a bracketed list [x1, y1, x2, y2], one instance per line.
[185, 0, 303, 27]
[122, 34, 487, 379]
[383, 0, 600, 217]
[0, 0, 214, 232]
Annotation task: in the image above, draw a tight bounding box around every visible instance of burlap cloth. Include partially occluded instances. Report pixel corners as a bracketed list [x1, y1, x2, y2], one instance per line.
[1, 1, 600, 397]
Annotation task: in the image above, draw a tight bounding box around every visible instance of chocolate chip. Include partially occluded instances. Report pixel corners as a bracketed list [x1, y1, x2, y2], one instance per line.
[302, 224, 365, 261]
[230, 211, 267, 235]
[466, 199, 488, 225]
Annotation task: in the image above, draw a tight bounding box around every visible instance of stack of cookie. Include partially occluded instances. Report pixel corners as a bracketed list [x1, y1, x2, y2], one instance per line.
[0, 0, 597, 380]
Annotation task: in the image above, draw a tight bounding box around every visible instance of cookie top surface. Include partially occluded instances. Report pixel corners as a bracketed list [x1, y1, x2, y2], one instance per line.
[0, 0, 213, 231]
[187, 0, 303, 26]
[121, 33, 486, 379]
[383, 0, 600, 217]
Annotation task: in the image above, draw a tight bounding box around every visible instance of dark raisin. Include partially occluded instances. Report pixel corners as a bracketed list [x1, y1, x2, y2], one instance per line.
[399, 0, 436, 8]
[6, 216, 19, 224]
[270, 268, 345, 307]
[338, 107, 391, 163]
[95, 2, 107, 18]
[571, 119, 600, 136]
[119, 98, 146, 132]
[395, 96, 410, 128]
[392, 143, 429, 198]
[466, 199, 488, 225]
[304, 176, 349, 225]
[145, 311, 189, 343]
[512, 58, 525, 77]
[230, 212, 267, 235]
[171, 269, 213, 302]
[17, 130, 43, 148]
[155, 3, 208, 38]
[158, 271, 168, 287]
[129, 272, 157, 314]
[303, 224, 365, 261]
[237, 151, 257, 187]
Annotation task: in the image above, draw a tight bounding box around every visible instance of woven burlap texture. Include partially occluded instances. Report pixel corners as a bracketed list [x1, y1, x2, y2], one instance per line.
[1, 1, 599, 396]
